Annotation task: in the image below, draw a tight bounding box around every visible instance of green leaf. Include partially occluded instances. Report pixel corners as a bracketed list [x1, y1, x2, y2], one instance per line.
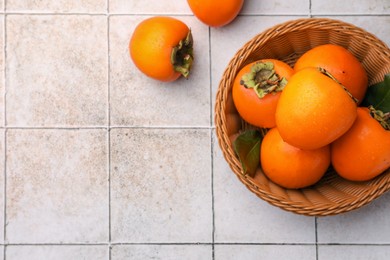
[233, 130, 262, 177]
[362, 73, 390, 113]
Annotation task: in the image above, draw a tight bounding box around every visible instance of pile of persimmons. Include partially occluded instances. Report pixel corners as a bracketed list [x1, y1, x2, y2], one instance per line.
[233, 44, 390, 189]
[128, 0, 389, 190]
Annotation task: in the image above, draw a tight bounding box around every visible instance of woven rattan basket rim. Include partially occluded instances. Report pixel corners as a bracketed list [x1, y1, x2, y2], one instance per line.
[215, 17, 390, 216]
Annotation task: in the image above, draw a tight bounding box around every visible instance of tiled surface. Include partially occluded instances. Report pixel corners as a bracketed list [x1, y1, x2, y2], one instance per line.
[6, 0, 107, 13]
[109, 0, 191, 14]
[318, 245, 390, 260]
[311, 0, 390, 14]
[0, 16, 3, 127]
[0, 1, 389, 260]
[0, 131, 3, 244]
[6, 130, 108, 243]
[241, 0, 310, 14]
[6, 245, 107, 260]
[317, 191, 390, 243]
[110, 128, 212, 243]
[6, 15, 108, 127]
[214, 245, 316, 260]
[111, 245, 212, 260]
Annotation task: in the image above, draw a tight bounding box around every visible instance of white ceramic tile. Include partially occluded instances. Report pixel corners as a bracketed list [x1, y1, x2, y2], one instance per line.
[109, 0, 191, 14]
[215, 245, 316, 260]
[213, 132, 316, 243]
[0, 16, 4, 127]
[320, 16, 390, 47]
[111, 245, 212, 260]
[6, 15, 108, 127]
[110, 128, 212, 243]
[0, 131, 4, 243]
[6, 246, 108, 260]
[311, 0, 390, 14]
[317, 191, 390, 243]
[318, 245, 390, 260]
[6, 129, 108, 243]
[109, 16, 210, 127]
[6, 0, 107, 13]
[241, 0, 309, 14]
[211, 16, 304, 126]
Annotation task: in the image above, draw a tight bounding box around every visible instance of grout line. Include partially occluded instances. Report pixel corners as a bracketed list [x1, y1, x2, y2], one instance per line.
[3, 8, 6, 259]
[0, 12, 386, 17]
[310, 13, 390, 16]
[109, 125, 215, 129]
[211, 131, 215, 260]
[3, 242, 390, 245]
[106, 1, 112, 260]
[315, 217, 319, 260]
[106, 1, 112, 259]
[3, 11, 6, 260]
[107, 14, 111, 129]
[2, 130, 6, 260]
[0, 126, 216, 130]
[0, 12, 192, 16]
[3, 126, 108, 130]
[2, 12, 109, 16]
[5, 243, 110, 246]
[2, 13, 5, 128]
[208, 26, 215, 260]
[2, 242, 390, 246]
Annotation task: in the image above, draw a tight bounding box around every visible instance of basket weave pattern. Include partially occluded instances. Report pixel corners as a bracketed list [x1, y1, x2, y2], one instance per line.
[215, 18, 390, 216]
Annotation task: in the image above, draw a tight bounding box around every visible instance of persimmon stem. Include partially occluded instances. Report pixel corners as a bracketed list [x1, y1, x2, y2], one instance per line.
[240, 61, 288, 98]
[317, 67, 359, 104]
[369, 106, 390, 130]
[171, 30, 193, 79]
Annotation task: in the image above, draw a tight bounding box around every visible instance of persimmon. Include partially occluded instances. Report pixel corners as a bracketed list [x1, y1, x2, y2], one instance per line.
[187, 0, 244, 27]
[129, 16, 193, 82]
[275, 67, 357, 150]
[261, 128, 330, 189]
[294, 44, 368, 104]
[232, 59, 294, 128]
[331, 107, 390, 182]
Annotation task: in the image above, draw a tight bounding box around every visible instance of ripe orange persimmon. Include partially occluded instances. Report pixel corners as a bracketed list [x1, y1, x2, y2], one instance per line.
[261, 128, 330, 189]
[294, 44, 368, 104]
[232, 59, 294, 128]
[129, 16, 193, 82]
[331, 107, 390, 182]
[275, 68, 357, 150]
[187, 0, 244, 27]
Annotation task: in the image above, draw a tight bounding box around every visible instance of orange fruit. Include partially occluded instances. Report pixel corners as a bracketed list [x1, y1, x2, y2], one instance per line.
[260, 128, 330, 189]
[129, 16, 193, 82]
[331, 107, 390, 181]
[275, 67, 357, 150]
[294, 44, 368, 104]
[187, 0, 244, 27]
[232, 59, 294, 128]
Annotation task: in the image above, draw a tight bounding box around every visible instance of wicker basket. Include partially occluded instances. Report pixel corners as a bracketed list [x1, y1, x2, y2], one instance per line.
[215, 18, 390, 216]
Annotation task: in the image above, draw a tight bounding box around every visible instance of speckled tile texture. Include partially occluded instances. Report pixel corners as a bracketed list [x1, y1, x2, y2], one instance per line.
[6, 0, 107, 13]
[110, 128, 212, 243]
[0, 0, 389, 259]
[6, 15, 108, 127]
[6, 130, 108, 243]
